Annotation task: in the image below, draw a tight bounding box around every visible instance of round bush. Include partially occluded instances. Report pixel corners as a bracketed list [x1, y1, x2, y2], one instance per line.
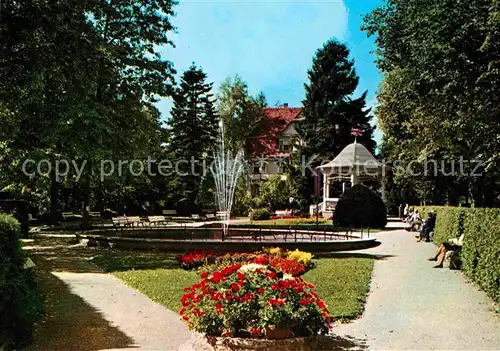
[249, 208, 271, 221]
[334, 184, 387, 229]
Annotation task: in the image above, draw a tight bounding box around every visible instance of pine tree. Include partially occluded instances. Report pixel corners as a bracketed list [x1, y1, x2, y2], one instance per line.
[167, 64, 218, 214]
[290, 39, 376, 211]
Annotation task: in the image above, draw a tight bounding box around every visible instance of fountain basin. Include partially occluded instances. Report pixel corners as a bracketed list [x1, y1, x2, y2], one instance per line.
[77, 233, 380, 253]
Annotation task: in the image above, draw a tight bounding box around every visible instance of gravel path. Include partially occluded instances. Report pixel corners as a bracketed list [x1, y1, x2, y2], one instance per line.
[52, 272, 208, 351]
[334, 227, 500, 350]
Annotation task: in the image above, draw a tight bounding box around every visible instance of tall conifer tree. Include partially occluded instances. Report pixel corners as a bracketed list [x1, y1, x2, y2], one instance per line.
[168, 64, 218, 213]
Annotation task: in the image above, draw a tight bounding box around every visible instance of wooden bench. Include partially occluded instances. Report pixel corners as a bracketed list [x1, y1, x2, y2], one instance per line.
[147, 216, 167, 227]
[275, 209, 292, 218]
[62, 212, 82, 221]
[162, 209, 178, 217]
[112, 216, 129, 229]
[216, 211, 229, 220]
[205, 213, 216, 220]
[126, 216, 143, 227]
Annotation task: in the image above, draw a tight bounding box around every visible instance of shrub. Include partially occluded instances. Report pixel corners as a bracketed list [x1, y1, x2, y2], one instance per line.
[249, 208, 272, 221]
[334, 184, 387, 229]
[270, 258, 307, 276]
[287, 249, 313, 268]
[0, 214, 44, 350]
[461, 208, 500, 302]
[180, 264, 331, 338]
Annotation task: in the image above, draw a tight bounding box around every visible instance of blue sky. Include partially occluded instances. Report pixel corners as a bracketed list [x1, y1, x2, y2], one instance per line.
[158, 0, 383, 143]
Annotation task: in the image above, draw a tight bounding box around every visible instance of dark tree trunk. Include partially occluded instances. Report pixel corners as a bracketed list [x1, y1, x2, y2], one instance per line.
[50, 173, 59, 225]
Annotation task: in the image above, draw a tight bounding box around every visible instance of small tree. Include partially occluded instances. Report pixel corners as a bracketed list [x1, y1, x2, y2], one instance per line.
[334, 184, 387, 229]
[256, 175, 292, 212]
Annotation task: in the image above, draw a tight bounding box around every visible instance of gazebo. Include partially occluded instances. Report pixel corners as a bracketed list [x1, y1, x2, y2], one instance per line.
[311, 140, 386, 216]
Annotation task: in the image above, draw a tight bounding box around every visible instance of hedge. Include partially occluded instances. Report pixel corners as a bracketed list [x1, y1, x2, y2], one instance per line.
[335, 184, 387, 229]
[416, 206, 500, 302]
[0, 214, 44, 350]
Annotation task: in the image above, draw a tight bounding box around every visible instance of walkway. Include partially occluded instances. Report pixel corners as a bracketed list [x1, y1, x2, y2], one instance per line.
[334, 227, 500, 350]
[28, 225, 499, 350]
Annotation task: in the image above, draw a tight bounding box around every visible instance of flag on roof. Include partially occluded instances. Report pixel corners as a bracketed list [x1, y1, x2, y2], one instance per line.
[351, 128, 363, 136]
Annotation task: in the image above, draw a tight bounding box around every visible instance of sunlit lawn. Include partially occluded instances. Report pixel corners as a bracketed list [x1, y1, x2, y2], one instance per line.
[92, 251, 374, 320]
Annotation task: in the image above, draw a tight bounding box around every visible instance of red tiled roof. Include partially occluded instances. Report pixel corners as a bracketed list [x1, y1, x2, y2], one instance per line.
[247, 107, 302, 156]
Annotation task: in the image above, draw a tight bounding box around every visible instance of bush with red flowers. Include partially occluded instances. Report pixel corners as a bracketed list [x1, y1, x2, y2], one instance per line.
[176, 250, 218, 270]
[269, 258, 307, 276]
[179, 263, 332, 338]
[177, 249, 312, 277]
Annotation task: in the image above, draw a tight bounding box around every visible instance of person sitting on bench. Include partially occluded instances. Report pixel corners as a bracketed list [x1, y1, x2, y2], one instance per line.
[406, 209, 421, 231]
[428, 232, 464, 268]
[416, 211, 436, 242]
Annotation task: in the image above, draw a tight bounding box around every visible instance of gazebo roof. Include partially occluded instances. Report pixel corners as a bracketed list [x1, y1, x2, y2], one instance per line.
[318, 141, 383, 173]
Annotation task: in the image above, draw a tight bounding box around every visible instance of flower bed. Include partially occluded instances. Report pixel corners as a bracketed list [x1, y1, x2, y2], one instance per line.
[180, 263, 332, 339]
[176, 248, 314, 277]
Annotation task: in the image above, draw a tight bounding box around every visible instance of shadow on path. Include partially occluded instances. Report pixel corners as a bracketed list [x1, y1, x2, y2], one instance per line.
[317, 334, 368, 350]
[317, 252, 395, 261]
[31, 266, 137, 351]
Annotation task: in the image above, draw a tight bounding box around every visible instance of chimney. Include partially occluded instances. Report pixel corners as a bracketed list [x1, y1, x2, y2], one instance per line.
[283, 103, 288, 108]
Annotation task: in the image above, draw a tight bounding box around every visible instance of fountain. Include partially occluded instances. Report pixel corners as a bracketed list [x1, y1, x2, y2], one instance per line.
[210, 121, 245, 240]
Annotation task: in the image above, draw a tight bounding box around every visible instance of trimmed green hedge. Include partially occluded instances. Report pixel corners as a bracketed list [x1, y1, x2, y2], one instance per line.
[416, 206, 500, 302]
[0, 214, 44, 350]
[335, 184, 387, 229]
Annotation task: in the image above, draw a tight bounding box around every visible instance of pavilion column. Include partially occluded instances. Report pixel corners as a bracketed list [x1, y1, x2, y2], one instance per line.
[323, 173, 328, 201]
[350, 171, 358, 186]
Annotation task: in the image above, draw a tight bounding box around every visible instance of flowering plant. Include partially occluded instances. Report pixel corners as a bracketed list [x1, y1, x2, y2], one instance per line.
[180, 263, 332, 338]
[269, 257, 307, 276]
[287, 249, 313, 268]
[176, 250, 218, 270]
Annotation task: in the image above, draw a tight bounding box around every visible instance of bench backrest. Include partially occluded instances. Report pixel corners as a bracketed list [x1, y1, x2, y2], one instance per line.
[127, 216, 141, 223]
[162, 209, 177, 216]
[112, 217, 128, 225]
[191, 214, 200, 219]
[148, 216, 166, 222]
[206, 214, 215, 219]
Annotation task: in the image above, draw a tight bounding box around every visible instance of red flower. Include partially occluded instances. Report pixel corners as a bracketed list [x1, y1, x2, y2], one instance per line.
[250, 328, 261, 335]
[231, 284, 241, 292]
[223, 332, 232, 337]
[200, 271, 209, 279]
[256, 288, 265, 294]
[267, 298, 284, 306]
[299, 299, 311, 305]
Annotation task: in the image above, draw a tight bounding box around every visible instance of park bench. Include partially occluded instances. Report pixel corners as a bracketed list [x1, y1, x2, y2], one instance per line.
[216, 211, 229, 220]
[162, 209, 178, 218]
[147, 216, 167, 227]
[62, 212, 82, 221]
[275, 209, 292, 218]
[126, 216, 143, 227]
[112, 216, 128, 229]
[191, 214, 200, 220]
[205, 213, 216, 220]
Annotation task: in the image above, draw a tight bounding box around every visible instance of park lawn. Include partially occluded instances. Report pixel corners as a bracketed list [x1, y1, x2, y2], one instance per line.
[303, 257, 374, 320]
[93, 251, 374, 320]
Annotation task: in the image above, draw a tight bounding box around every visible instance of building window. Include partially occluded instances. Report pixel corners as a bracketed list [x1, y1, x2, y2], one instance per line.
[253, 163, 267, 174]
[279, 140, 290, 152]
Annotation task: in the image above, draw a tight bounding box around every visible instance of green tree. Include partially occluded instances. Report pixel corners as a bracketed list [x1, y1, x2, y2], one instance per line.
[217, 75, 267, 154]
[167, 64, 218, 214]
[256, 175, 292, 212]
[290, 39, 376, 210]
[364, 0, 499, 206]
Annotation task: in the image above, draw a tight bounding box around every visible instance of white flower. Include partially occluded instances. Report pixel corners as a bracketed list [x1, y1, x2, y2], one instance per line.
[239, 263, 266, 272]
[282, 273, 294, 280]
